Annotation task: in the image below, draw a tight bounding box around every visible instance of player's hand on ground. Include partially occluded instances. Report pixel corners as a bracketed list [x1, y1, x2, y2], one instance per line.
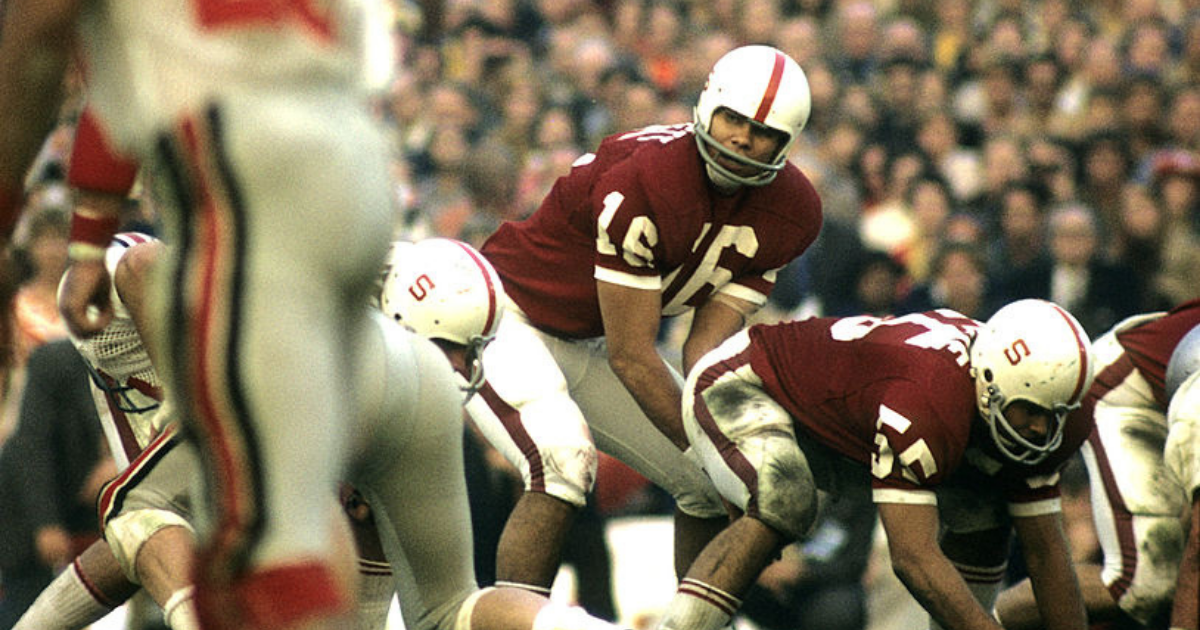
[59, 260, 114, 338]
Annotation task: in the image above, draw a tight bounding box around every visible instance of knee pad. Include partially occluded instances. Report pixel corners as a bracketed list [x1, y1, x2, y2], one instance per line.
[748, 427, 819, 540]
[693, 380, 818, 539]
[1108, 514, 1184, 626]
[105, 508, 194, 584]
[533, 443, 598, 509]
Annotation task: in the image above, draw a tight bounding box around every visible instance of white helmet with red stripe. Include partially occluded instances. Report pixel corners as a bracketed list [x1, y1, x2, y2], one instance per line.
[694, 45, 811, 187]
[969, 299, 1095, 465]
[380, 238, 504, 394]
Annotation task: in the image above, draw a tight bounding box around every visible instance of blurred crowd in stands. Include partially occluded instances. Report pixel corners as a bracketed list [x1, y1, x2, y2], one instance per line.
[1, 1, 1199, 628]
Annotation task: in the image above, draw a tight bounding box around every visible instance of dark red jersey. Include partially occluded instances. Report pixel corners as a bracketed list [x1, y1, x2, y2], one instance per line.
[482, 124, 822, 338]
[1116, 299, 1200, 407]
[745, 310, 1090, 505]
[746, 311, 981, 494]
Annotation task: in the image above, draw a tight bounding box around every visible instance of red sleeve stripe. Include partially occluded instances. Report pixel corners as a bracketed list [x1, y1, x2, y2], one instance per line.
[451, 240, 499, 337]
[752, 51, 787, 123]
[114, 232, 155, 248]
[1051, 302, 1091, 403]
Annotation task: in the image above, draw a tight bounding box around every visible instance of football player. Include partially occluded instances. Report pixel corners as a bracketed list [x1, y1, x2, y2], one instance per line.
[379, 238, 504, 407]
[661, 299, 1095, 630]
[0, 0, 403, 626]
[39, 230, 632, 630]
[995, 299, 1200, 629]
[31, 114, 632, 630]
[472, 44, 824, 597]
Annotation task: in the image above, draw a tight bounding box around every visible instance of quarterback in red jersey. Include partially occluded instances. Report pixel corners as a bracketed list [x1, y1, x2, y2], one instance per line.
[662, 299, 1095, 630]
[475, 45, 822, 595]
[997, 299, 1200, 630]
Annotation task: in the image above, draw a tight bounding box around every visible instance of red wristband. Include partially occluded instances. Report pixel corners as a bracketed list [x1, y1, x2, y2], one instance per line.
[68, 107, 139, 195]
[68, 211, 119, 261]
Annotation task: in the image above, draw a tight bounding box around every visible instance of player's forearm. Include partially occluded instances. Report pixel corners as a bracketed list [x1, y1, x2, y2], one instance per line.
[1017, 514, 1087, 630]
[683, 296, 754, 376]
[609, 350, 688, 449]
[892, 552, 1003, 630]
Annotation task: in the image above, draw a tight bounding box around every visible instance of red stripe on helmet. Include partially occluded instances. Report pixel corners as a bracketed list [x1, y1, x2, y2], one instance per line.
[452, 240, 498, 336]
[753, 51, 787, 123]
[1051, 302, 1090, 403]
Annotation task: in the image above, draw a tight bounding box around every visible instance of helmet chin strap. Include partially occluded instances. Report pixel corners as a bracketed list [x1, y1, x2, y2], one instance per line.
[459, 335, 492, 404]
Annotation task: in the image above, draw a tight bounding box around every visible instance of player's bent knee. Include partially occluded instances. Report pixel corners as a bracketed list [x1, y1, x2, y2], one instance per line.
[750, 430, 818, 540]
[537, 444, 598, 508]
[105, 509, 194, 583]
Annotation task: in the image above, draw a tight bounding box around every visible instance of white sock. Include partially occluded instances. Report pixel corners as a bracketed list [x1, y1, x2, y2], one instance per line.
[163, 586, 200, 630]
[657, 578, 741, 630]
[13, 561, 116, 629]
[356, 558, 395, 630]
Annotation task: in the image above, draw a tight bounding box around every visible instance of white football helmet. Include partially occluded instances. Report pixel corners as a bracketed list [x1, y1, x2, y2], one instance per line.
[380, 238, 505, 398]
[969, 299, 1095, 465]
[693, 45, 811, 188]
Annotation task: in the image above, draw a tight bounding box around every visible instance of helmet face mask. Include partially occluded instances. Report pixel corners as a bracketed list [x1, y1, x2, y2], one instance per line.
[969, 299, 1094, 465]
[380, 238, 505, 400]
[978, 382, 1070, 465]
[693, 45, 811, 188]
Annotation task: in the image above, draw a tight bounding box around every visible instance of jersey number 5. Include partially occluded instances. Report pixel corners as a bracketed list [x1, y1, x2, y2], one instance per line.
[872, 404, 937, 484]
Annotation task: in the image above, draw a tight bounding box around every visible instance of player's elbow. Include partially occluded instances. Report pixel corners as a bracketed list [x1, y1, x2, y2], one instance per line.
[887, 546, 929, 589]
[606, 345, 647, 380]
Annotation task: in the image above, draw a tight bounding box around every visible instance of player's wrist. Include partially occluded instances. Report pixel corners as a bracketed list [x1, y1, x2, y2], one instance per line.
[68, 208, 118, 262]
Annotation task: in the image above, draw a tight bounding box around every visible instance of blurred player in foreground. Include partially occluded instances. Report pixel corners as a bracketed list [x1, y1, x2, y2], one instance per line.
[1, 0, 407, 626]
